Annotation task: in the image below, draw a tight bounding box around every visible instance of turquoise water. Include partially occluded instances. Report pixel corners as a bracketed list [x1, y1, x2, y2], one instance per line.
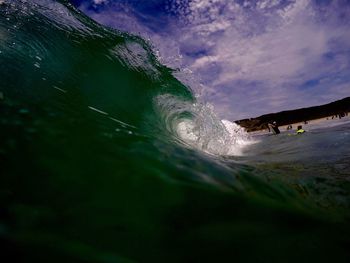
[1, 1, 350, 262]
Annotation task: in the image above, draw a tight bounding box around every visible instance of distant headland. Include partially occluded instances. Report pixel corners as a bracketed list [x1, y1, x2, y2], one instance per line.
[235, 97, 350, 132]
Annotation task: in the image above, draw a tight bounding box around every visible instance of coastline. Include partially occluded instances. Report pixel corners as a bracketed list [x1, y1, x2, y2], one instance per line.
[248, 114, 350, 135]
[235, 97, 350, 133]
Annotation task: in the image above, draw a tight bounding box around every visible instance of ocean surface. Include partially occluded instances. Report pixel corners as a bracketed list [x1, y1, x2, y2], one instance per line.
[1, 1, 350, 262]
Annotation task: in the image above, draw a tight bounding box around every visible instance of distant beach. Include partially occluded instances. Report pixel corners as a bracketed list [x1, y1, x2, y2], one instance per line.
[246, 114, 350, 136]
[278, 115, 350, 131]
[235, 97, 350, 133]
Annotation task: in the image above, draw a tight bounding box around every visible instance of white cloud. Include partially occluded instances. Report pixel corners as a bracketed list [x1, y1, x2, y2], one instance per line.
[210, 19, 330, 87]
[169, 0, 350, 118]
[93, 0, 108, 5]
[257, 0, 282, 10]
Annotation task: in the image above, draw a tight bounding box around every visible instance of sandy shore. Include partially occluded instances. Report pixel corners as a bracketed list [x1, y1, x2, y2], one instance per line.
[280, 115, 349, 130]
[249, 115, 350, 135]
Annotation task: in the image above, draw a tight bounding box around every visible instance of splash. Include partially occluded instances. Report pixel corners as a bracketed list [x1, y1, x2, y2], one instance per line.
[155, 94, 254, 156]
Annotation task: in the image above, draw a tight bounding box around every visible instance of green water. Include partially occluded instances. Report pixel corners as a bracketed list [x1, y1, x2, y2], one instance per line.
[1, 1, 350, 262]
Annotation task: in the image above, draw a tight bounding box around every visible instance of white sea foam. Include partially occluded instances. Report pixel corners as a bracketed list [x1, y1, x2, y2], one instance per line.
[156, 94, 256, 156]
[176, 118, 256, 156]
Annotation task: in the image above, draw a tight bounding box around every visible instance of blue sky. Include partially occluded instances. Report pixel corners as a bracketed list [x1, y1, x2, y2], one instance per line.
[72, 0, 350, 120]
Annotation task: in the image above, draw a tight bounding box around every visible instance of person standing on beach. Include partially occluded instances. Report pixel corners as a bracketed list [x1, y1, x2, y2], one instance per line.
[268, 121, 280, 135]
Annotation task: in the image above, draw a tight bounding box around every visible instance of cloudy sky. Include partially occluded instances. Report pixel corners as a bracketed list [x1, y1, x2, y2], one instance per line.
[71, 0, 350, 120]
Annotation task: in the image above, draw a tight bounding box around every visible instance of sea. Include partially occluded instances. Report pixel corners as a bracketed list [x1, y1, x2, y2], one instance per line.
[1, 1, 350, 262]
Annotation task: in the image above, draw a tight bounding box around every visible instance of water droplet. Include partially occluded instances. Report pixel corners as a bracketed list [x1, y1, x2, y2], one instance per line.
[52, 86, 67, 93]
[34, 62, 40, 68]
[19, 108, 29, 114]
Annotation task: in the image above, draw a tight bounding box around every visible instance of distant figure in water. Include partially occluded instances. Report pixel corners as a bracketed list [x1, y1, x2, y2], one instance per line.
[286, 124, 292, 130]
[296, 125, 305, 134]
[268, 121, 280, 135]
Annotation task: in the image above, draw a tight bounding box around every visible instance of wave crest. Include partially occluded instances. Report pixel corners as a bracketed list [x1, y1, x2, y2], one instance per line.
[155, 94, 253, 156]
